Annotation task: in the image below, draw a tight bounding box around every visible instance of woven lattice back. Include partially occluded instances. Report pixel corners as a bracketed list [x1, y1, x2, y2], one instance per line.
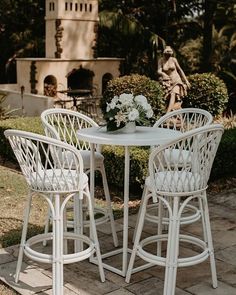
[41, 108, 98, 151]
[154, 108, 213, 132]
[4, 129, 84, 193]
[149, 124, 224, 194]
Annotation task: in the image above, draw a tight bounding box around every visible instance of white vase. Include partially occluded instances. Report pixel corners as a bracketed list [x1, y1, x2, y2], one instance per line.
[119, 121, 136, 133]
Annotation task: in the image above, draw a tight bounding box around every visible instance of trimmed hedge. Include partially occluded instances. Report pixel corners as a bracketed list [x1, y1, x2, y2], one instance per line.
[0, 117, 44, 163]
[102, 146, 149, 193]
[101, 74, 166, 120]
[211, 128, 236, 180]
[102, 128, 236, 191]
[184, 73, 229, 116]
[0, 117, 235, 191]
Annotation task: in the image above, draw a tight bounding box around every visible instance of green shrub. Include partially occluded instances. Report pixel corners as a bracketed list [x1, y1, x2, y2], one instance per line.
[101, 74, 166, 121]
[0, 117, 235, 190]
[183, 73, 229, 116]
[0, 117, 44, 162]
[102, 145, 149, 193]
[211, 128, 236, 180]
[102, 128, 236, 191]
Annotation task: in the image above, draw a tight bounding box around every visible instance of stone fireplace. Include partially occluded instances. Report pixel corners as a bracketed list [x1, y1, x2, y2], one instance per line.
[16, 0, 123, 100]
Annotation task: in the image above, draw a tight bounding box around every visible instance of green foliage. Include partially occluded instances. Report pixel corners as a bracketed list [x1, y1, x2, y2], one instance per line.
[101, 74, 166, 120]
[183, 73, 229, 116]
[179, 37, 202, 74]
[101, 128, 236, 191]
[0, 117, 235, 191]
[101, 145, 149, 193]
[1, 224, 45, 248]
[0, 117, 44, 162]
[0, 0, 45, 83]
[211, 128, 236, 180]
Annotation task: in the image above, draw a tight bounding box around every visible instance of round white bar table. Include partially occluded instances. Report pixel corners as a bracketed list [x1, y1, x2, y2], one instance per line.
[77, 126, 181, 277]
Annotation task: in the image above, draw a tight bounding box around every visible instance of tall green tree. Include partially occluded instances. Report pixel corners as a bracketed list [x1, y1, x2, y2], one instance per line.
[0, 0, 45, 83]
[201, 0, 236, 72]
[97, 0, 203, 77]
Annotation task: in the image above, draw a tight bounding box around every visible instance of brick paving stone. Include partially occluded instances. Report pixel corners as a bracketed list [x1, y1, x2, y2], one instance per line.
[208, 189, 236, 209]
[217, 268, 236, 288]
[105, 288, 135, 294]
[126, 277, 191, 295]
[216, 244, 236, 266]
[212, 229, 236, 251]
[0, 246, 17, 264]
[97, 221, 124, 235]
[186, 281, 236, 295]
[0, 260, 52, 295]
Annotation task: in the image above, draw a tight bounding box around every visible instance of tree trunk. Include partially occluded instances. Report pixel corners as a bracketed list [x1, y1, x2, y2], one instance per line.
[201, 0, 217, 72]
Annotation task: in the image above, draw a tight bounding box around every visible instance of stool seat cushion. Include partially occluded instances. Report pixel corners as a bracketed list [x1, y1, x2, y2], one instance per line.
[31, 169, 88, 192]
[146, 171, 201, 193]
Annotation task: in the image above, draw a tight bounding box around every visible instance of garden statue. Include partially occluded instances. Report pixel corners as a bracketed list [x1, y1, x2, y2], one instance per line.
[158, 46, 190, 112]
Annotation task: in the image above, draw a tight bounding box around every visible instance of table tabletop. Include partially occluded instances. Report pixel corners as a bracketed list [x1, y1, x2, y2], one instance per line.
[77, 126, 181, 146]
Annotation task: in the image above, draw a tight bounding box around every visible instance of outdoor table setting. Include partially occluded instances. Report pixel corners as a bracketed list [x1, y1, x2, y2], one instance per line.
[4, 90, 224, 295]
[77, 124, 182, 277]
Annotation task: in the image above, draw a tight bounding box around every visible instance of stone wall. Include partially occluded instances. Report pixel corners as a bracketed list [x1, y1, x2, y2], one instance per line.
[0, 88, 54, 117]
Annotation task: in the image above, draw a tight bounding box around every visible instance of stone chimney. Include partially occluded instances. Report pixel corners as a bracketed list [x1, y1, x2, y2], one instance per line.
[45, 0, 99, 59]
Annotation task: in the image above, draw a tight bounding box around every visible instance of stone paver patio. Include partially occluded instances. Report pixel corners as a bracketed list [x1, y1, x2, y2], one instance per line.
[0, 188, 236, 294]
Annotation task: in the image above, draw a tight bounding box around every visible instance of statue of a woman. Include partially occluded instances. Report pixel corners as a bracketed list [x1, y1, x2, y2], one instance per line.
[158, 46, 190, 112]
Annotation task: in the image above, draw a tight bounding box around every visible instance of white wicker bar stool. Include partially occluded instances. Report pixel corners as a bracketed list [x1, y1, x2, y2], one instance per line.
[126, 124, 224, 295]
[5, 130, 105, 295]
[41, 108, 118, 247]
[146, 108, 213, 227]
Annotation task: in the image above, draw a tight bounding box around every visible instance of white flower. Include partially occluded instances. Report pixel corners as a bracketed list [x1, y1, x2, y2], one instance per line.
[134, 95, 148, 109]
[106, 96, 119, 112]
[146, 108, 153, 118]
[106, 104, 111, 112]
[114, 111, 127, 127]
[105, 92, 153, 130]
[135, 95, 147, 104]
[110, 100, 117, 109]
[128, 108, 139, 121]
[119, 93, 133, 106]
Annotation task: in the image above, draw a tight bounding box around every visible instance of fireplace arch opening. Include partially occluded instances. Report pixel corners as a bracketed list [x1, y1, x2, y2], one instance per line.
[44, 75, 57, 97]
[102, 73, 113, 94]
[67, 67, 94, 95]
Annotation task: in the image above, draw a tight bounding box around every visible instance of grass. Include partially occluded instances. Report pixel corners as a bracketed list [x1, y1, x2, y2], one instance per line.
[0, 165, 48, 249]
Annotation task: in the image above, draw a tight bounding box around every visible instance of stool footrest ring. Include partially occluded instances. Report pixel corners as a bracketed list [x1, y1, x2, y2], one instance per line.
[24, 232, 95, 264]
[137, 234, 209, 268]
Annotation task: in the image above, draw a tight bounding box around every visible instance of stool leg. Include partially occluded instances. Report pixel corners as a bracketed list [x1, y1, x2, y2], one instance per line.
[164, 197, 180, 295]
[85, 185, 105, 282]
[157, 197, 164, 256]
[52, 194, 63, 295]
[15, 192, 32, 283]
[202, 192, 217, 288]
[74, 194, 84, 252]
[43, 194, 53, 247]
[198, 196, 207, 242]
[63, 207, 68, 254]
[125, 189, 150, 283]
[132, 185, 147, 243]
[100, 165, 118, 247]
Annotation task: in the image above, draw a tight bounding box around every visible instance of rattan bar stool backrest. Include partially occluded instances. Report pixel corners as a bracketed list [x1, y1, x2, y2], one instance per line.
[41, 108, 99, 151]
[149, 124, 224, 196]
[154, 108, 213, 132]
[4, 129, 84, 194]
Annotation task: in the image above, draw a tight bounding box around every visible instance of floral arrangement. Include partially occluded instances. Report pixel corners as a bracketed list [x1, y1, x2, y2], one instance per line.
[105, 93, 153, 131]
